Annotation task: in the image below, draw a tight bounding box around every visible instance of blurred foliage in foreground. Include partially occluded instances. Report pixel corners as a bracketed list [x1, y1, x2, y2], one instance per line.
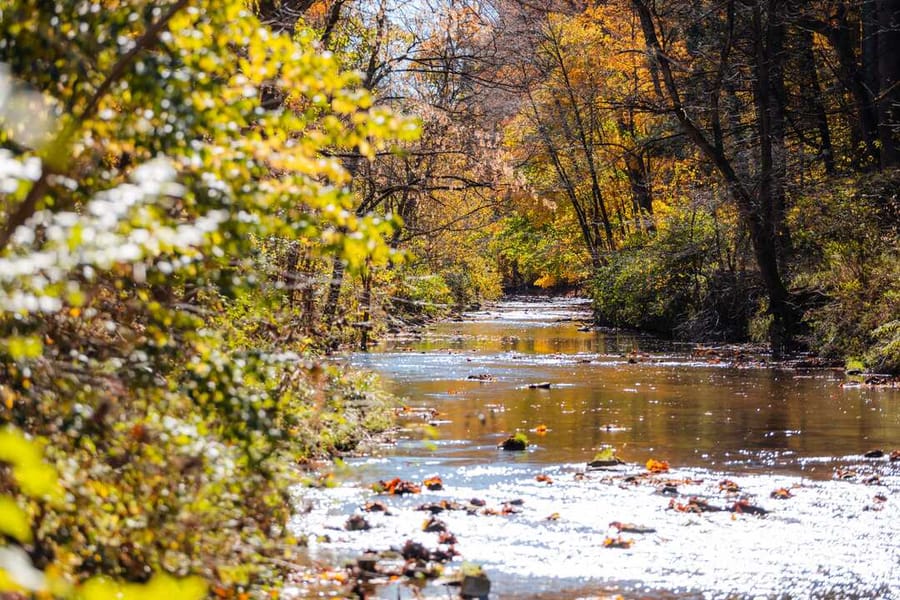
[0, 0, 412, 595]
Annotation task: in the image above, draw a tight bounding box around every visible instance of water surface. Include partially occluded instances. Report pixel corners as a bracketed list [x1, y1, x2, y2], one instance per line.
[291, 297, 900, 599]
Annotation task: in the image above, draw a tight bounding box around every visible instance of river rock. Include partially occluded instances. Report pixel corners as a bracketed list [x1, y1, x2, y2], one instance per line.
[499, 436, 527, 451]
[345, 515, 371, 531]
[460, 573, 491, 599]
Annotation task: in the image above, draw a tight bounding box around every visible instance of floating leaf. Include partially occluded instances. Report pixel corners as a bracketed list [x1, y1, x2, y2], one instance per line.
[770, 487, 794, 499]
[423, 475, 443, 491]
[603, 536, 633, 549]
[645, 458, 670, 473]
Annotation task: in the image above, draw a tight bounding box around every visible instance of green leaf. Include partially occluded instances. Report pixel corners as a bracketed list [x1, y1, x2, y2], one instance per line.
[592, 447, 617, 462]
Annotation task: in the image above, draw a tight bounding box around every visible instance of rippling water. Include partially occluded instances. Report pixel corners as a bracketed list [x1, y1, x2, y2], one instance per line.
[291, 297, 900, 599]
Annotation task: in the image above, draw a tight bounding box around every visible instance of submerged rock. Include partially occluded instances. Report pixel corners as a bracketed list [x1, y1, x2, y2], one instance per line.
[588, 458, 625, 469]
[466, 374, 496, 382]
[345, 515, 371, 531]
[499, 435, 528, 451]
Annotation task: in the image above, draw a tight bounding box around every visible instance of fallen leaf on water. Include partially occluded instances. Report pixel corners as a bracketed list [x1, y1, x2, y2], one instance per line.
[609, 521, 656, 534]
[719, 479, 740, 493]
[363, 501, 389, 513]
[438, 531, 458, 545]
[422, 516, 448, 533]
[423, 475, 444, 491]
[375, 477, 421, 495]
[546, 512, 560, 521]
[534, 424, 549, 435]
[834, 468, 856, 480]
[668, 497, 724, 513]
[731, 500, 769, 516]
[646, 458, 670, 473]
[770, 487, 794, 499]
[416, 500, 465, 513]
[536, 474, 553, 484]
[603, 536, 633, 549]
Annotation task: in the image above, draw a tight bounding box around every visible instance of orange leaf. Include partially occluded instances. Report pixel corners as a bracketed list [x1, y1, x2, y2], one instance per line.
[646, 459, 670, 473]
[423, 475, 443, 491]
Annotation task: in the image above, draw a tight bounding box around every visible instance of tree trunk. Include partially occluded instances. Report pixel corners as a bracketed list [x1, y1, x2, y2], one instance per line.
[624, 151, 654, 232]
[321, 256, 345, 330]
[797, 27, 836, 175]
[876, 0, 900, 167]
[631, 0, 797, 353]
[822, 6, 881, 167]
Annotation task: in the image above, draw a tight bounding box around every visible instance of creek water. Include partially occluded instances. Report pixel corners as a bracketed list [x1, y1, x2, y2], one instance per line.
[291, 297, 900, 599]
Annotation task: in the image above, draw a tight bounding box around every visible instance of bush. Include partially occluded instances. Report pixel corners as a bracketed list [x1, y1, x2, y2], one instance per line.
[791, 170, 900, 372]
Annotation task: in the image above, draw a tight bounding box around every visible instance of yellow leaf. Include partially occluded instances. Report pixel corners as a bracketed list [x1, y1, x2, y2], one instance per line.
[0, 496, 32, 542]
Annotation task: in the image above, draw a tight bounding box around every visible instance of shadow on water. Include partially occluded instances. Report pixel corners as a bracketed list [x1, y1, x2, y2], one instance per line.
[292, 297, 900, 599]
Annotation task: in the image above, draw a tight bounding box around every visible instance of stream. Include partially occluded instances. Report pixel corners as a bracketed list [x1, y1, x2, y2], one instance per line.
[290, 297, 900, 599]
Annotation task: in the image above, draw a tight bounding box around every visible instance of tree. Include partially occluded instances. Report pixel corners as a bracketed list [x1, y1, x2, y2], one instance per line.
[0, 0, 411, 592]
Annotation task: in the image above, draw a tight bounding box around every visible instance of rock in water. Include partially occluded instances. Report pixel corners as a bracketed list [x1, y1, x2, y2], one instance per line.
[499, 434, 528, 451]
[460, 573, 491, 599]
